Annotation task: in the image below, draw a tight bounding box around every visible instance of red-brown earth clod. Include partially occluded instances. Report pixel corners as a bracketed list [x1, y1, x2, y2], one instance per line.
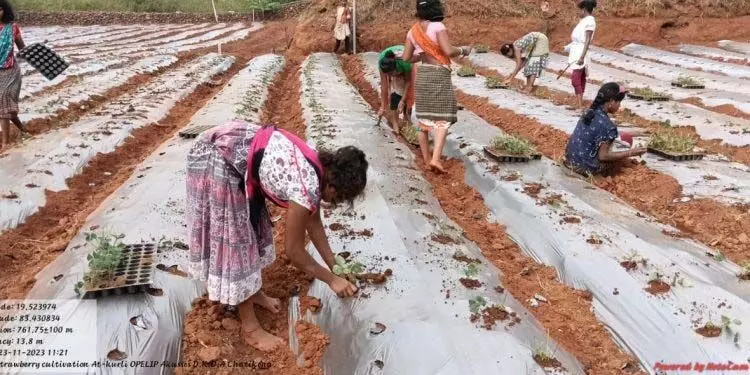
[459, 278, 483, 289]
[644, 280, 671, 295]
[695, 324, 722, 338]
[620, 261, 638, 271]
[533, 354, 563, 369]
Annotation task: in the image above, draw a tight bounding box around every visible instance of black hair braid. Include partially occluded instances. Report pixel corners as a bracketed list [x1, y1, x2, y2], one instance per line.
[582, 82, 624, 125]
[379, 50, 398, 73]
[319, 146, 368, 204]
[416, 0, 445, 22]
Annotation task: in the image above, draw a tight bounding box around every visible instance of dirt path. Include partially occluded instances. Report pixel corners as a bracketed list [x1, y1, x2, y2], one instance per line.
[339, 55, 643, 375]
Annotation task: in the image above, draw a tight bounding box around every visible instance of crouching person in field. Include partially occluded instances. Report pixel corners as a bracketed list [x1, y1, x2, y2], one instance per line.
[564, 82, 646, 175]
[186, 120, 368, 351]
[500, 31, 550, 93]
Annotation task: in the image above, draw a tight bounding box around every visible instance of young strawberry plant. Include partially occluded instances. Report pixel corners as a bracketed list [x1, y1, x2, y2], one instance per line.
[74, 233, 126, 296]
[468, 296, 487, 314]
[332, 254, 365, 283]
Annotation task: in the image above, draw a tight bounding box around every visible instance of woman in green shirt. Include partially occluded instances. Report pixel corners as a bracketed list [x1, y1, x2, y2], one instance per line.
[377, 45, 413, 134]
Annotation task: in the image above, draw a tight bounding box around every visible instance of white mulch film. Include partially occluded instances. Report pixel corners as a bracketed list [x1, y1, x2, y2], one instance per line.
[718, 40, 750, 56]
[472, 51, 750, 147]
[301, 53, 584, 375]
[3, 54, 285, 375]
[676, 44, 749, 63]
[362, 51, 750, 374]
[620, 43, 750, 79]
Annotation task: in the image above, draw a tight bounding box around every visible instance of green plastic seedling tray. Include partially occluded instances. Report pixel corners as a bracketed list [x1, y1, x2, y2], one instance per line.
[484, 146, 542, 163]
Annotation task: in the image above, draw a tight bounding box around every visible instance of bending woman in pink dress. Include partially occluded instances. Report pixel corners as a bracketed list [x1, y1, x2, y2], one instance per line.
[186, 120, 368, 351]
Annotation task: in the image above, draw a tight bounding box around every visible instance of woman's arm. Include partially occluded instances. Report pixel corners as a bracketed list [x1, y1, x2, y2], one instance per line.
[505, 45, 524, 82]
[598, 142, 646, 161]
[402, 40, 416, 62]
[398, 76, 411, 113]
[14, 25, 25, 51]
[578, 30, 593, 65]
[437, 30, 465, 58]
[378, 71, 390, 116]
[306, 208, 336, 270]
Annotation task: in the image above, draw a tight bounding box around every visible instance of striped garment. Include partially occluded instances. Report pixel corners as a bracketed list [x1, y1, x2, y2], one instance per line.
[0, 64, 21, 119]
[414, 64, 457, 127]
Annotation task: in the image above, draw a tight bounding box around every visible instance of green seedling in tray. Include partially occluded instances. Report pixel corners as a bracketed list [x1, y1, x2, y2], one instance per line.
[672, 75, 703, 88]
[485, 76, 507, 89]
[332, 254, 365, 283]
[401, 124, 420, 146]
[75, 233, 126, 296]
[474, 44, 490, 53]
[629, 86, 671, 101]
[457, 66, 476, 77]
[489, 134, 537, 156]
[647, 129, 696, 154]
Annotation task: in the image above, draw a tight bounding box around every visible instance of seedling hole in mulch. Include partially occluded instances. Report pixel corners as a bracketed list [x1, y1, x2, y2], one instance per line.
[146, 287, 164, 297]
[562, 216, 581, 224]
[459, 278, 483, 289]
[107, 348, 127, 361]
[431, 234, 456, 245]
[620, 261, 638, 271]
[370, 322, 386, 335]
[522, 183, 543, 198]
[644, 280, 671, 295]
[452, 252, 480, 264]
[156, 264, 188, 277]
[695, 323, 722, 338]
[533, 354, 562, 369]
[476, 306, 509, 330]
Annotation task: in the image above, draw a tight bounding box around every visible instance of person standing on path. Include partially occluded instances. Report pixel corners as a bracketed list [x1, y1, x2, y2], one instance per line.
[564, 82, 647, 176]
[564, 0, 597, 109]
[332, 0, 351, 54]
[0, 0, 27, 151]
[377, 45, 414, 134]
[186, 120, 368, 352]
[500, 31, 550, 93]
[402, 0, 471, 173]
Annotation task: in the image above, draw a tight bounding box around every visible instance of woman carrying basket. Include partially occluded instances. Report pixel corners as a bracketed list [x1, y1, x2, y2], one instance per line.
[402, 0, 470, 173]
[0, 0, 27, 150]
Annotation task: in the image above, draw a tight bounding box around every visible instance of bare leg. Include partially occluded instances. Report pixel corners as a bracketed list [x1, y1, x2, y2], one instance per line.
[250, 290, 281, 314]
[576, 94, 584, 109]
[334, 39, 341, 53]
[239, 297, 283, 352]
[525, 76, 536, 93]
[417, 127, 430, 164]
[10, 114, 26, 133]
[388, 110, 399, 134]
[429, 127, 448, 173]
[1, 119, 9, 149]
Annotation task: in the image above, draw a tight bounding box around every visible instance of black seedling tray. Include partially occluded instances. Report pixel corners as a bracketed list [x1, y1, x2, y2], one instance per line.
[178, 125, 216, 139]
[457, 71, 477, 77]
[671, 82, 705, 89]
[486, 82, 509, 89]
[82, 243, 157, 299]
[484, 146, 542, 163]
[628, 93, 670, 102]
[647, 147, 705, 161]
[18, 43, 69, 81]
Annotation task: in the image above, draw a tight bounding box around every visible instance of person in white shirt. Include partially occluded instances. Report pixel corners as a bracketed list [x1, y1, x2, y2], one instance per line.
[564, 0, 596, 109]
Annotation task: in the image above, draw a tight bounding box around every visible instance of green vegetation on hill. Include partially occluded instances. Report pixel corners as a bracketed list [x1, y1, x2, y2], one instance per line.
[15, 0, 296, 13]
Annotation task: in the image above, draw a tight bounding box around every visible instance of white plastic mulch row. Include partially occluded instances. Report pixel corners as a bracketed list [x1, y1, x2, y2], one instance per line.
[302, 52, 583, 374]
[621, 43, 750, 79]
[21, 57, 129, 99]
[588, 46, 750, 97]
[471, 52, 750, 147]
[20, 55, 178, 123]
[677, 44, 749, 63]
[359, 52, 750, 373]
[0, 53, 233, 233]
[718, 40, 750, 56]
[448, 64, 750, 206]
[8, 55, 285, 375]
[24, 24, 133, 45]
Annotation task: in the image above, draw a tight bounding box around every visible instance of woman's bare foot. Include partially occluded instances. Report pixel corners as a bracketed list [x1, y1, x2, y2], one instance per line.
[429, 161, 446, 173]
[243, 326, 284, 352]
[250, 291, 281, 314]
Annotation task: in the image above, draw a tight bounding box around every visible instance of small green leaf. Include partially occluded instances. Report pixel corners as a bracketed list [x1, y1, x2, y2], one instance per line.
[334, 255, 346, 267]
[349, 262, 365, 275]
[332, 264, 344, 275]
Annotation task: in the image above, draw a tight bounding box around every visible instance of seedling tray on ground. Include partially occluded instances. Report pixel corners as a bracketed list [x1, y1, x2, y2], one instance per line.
[485, 82, 509, 89]
[647, 147, 705, 161]
[627, 93, 670, 102]
[671, 82, 705, 89]
[484, 146, 542, 163]
[82, 243, 157, 299]
[178, 125, 216, 139]
[457, 71, 477, 77]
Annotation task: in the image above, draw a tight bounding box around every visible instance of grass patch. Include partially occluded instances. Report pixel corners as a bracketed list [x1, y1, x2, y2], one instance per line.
[647, 129, 696, 153]
[15, 0, 296, 13]
[485, 76, 507, 89]
[672, 75, 703, 87]
[490, 134, 536, 156]
[629, 86, 671, 100]
[400, 124, 420, 145]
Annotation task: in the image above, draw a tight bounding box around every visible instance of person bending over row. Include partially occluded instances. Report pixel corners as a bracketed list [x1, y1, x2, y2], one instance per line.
[186, 120, 368, 352]
[0, 0, 27, 150]
[377, 45, 413, 134]
[402, 0, 470, 173]
[500, 31, 550, 93]
[564, 82, 647, 175]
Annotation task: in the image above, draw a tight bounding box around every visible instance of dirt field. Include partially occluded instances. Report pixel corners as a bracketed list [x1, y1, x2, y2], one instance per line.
[2, 0, 750, 374]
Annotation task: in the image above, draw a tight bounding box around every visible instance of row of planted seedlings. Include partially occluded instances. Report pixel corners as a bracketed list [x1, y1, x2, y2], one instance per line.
[22, 54, 287, 366]
[354, 52, 750, 371]
[0, 53, 234, 233]
[445, 62, 750, 268]
[470, 51, 750, 150]
[300, 53, 585, 373]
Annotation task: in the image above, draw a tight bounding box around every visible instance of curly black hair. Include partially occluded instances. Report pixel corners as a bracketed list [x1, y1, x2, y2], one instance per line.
[0, 0, 16, 23]
[319, 146, 368, 204]
[416, 0, 444, 22]
[578, 0, 596, 13]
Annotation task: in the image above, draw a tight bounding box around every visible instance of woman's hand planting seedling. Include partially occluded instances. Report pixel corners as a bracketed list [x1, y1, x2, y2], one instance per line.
[332, 254, 365, 283]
